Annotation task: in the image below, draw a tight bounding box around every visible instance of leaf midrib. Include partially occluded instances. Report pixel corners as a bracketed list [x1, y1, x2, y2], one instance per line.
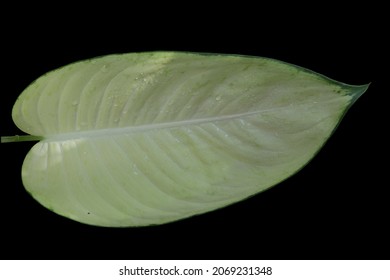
[42, 110, 261, 142]
[41, 97, 348, 143]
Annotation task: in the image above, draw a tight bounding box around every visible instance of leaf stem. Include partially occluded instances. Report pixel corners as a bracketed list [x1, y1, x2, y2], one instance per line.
[1, 135, 43, 143]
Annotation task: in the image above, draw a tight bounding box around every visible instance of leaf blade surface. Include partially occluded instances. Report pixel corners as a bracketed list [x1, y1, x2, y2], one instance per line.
[12, 52, 367, 226]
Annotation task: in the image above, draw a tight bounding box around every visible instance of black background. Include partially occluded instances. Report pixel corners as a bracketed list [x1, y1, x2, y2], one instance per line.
[1, 6, 388, 260]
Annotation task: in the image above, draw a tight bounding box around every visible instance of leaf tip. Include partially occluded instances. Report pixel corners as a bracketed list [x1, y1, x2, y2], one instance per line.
[348, 83, 370, 104]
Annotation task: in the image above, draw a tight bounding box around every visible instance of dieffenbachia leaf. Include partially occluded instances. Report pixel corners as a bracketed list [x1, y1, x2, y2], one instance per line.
[2, 52, 368, 227]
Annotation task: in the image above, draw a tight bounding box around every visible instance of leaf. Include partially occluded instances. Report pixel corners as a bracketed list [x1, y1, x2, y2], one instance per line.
[7, 52, 368, 227]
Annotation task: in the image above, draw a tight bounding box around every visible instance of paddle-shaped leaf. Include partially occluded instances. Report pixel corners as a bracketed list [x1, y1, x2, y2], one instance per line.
[3, 52, 368, 227]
